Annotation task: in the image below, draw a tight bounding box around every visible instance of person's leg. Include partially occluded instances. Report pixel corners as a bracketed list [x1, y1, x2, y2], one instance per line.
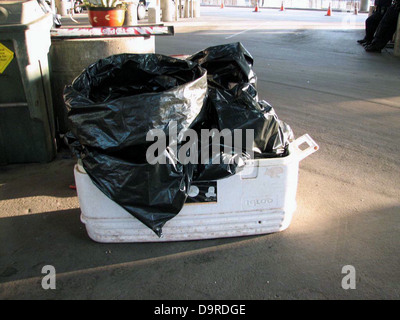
[365, 6, 400, 51]
[358, 11, 384, 44]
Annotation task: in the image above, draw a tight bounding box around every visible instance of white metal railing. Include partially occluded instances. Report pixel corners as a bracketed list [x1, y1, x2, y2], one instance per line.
[201, 0, 364, 10]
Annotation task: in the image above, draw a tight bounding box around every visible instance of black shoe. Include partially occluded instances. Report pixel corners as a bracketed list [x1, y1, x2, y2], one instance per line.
[362, 41, 372, 47]
[365, 44, 382, 52]
[357, 38, 369, 44]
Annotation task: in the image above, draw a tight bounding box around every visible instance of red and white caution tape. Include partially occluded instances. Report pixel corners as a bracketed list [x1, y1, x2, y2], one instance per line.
[51, 26, 174, 38]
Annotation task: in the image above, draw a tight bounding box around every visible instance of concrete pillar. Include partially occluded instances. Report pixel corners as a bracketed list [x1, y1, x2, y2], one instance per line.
[360, 0, 369, 12]
[59, 0, 69, 16]
[124, 0, 138, 26]
[184, 0, 189, 18]
[148, 7, 161, 24]
[193, 0, 200, 18]
[54, 0, 61, 15]
[161, 0, 174, 22]
[179, 0, 183, 18]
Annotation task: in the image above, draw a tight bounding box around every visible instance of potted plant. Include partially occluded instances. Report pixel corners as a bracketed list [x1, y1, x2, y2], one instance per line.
[83, 0, 126, 27]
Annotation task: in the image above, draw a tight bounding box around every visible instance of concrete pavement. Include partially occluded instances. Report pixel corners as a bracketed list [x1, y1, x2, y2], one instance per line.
[0, 7, 399, 300]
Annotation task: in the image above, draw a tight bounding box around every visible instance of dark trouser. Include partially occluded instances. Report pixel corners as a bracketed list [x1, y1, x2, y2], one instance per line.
[364, 8, 387, 41]
[372, 5, 400, 49]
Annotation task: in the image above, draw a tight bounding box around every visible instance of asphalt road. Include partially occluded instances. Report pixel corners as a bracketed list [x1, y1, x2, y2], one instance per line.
[0, 7, 399, 300]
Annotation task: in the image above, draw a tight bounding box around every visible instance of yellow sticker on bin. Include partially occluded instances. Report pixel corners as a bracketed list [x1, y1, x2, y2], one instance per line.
[0, 42, 14, 74]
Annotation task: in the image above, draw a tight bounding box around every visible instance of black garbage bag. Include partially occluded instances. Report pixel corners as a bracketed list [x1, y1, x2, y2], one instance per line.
[206, 85, 293, 158]
[188, 42, 257, 95]
[188, 43, 294, 181]
[81, 147, 192, 236]
[65, 54, 207, 152]
[65, 45, 293, 237]
[64, 54, 208, 236]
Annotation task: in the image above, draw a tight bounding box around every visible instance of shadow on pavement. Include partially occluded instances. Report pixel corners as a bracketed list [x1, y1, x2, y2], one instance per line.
[0, 204, 399, 299]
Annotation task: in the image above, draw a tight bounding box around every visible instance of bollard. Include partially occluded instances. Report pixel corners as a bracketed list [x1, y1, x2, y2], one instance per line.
[193, 0, 200, 18]
[161, 0, 174, 22]
[184, 0, 189, 18]
[191, 0, 194, 17]
[148, 6, 161, 24]
[124, 0, 138, 26]
[59, 0, 69, 16]
[360, 0, 369, 12]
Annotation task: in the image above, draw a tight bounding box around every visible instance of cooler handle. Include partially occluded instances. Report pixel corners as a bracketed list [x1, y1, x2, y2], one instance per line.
[293, 134, 319, 162]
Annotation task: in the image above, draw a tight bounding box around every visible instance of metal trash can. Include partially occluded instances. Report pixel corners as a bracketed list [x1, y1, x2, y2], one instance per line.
[0, 0, 56, 164]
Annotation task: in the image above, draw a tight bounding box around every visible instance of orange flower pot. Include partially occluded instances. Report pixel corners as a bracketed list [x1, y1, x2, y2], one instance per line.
[88, 7, 125, 27]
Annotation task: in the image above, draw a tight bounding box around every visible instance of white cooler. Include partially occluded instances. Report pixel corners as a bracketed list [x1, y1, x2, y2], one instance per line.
[74, 134, 318, 243]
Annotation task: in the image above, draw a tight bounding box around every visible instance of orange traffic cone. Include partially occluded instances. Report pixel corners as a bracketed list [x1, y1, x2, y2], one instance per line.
[220, 1, 224, 9]
[253, 2, 260, 12]
[325, 3, 332, 16]
[280, 1, 285, 11]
